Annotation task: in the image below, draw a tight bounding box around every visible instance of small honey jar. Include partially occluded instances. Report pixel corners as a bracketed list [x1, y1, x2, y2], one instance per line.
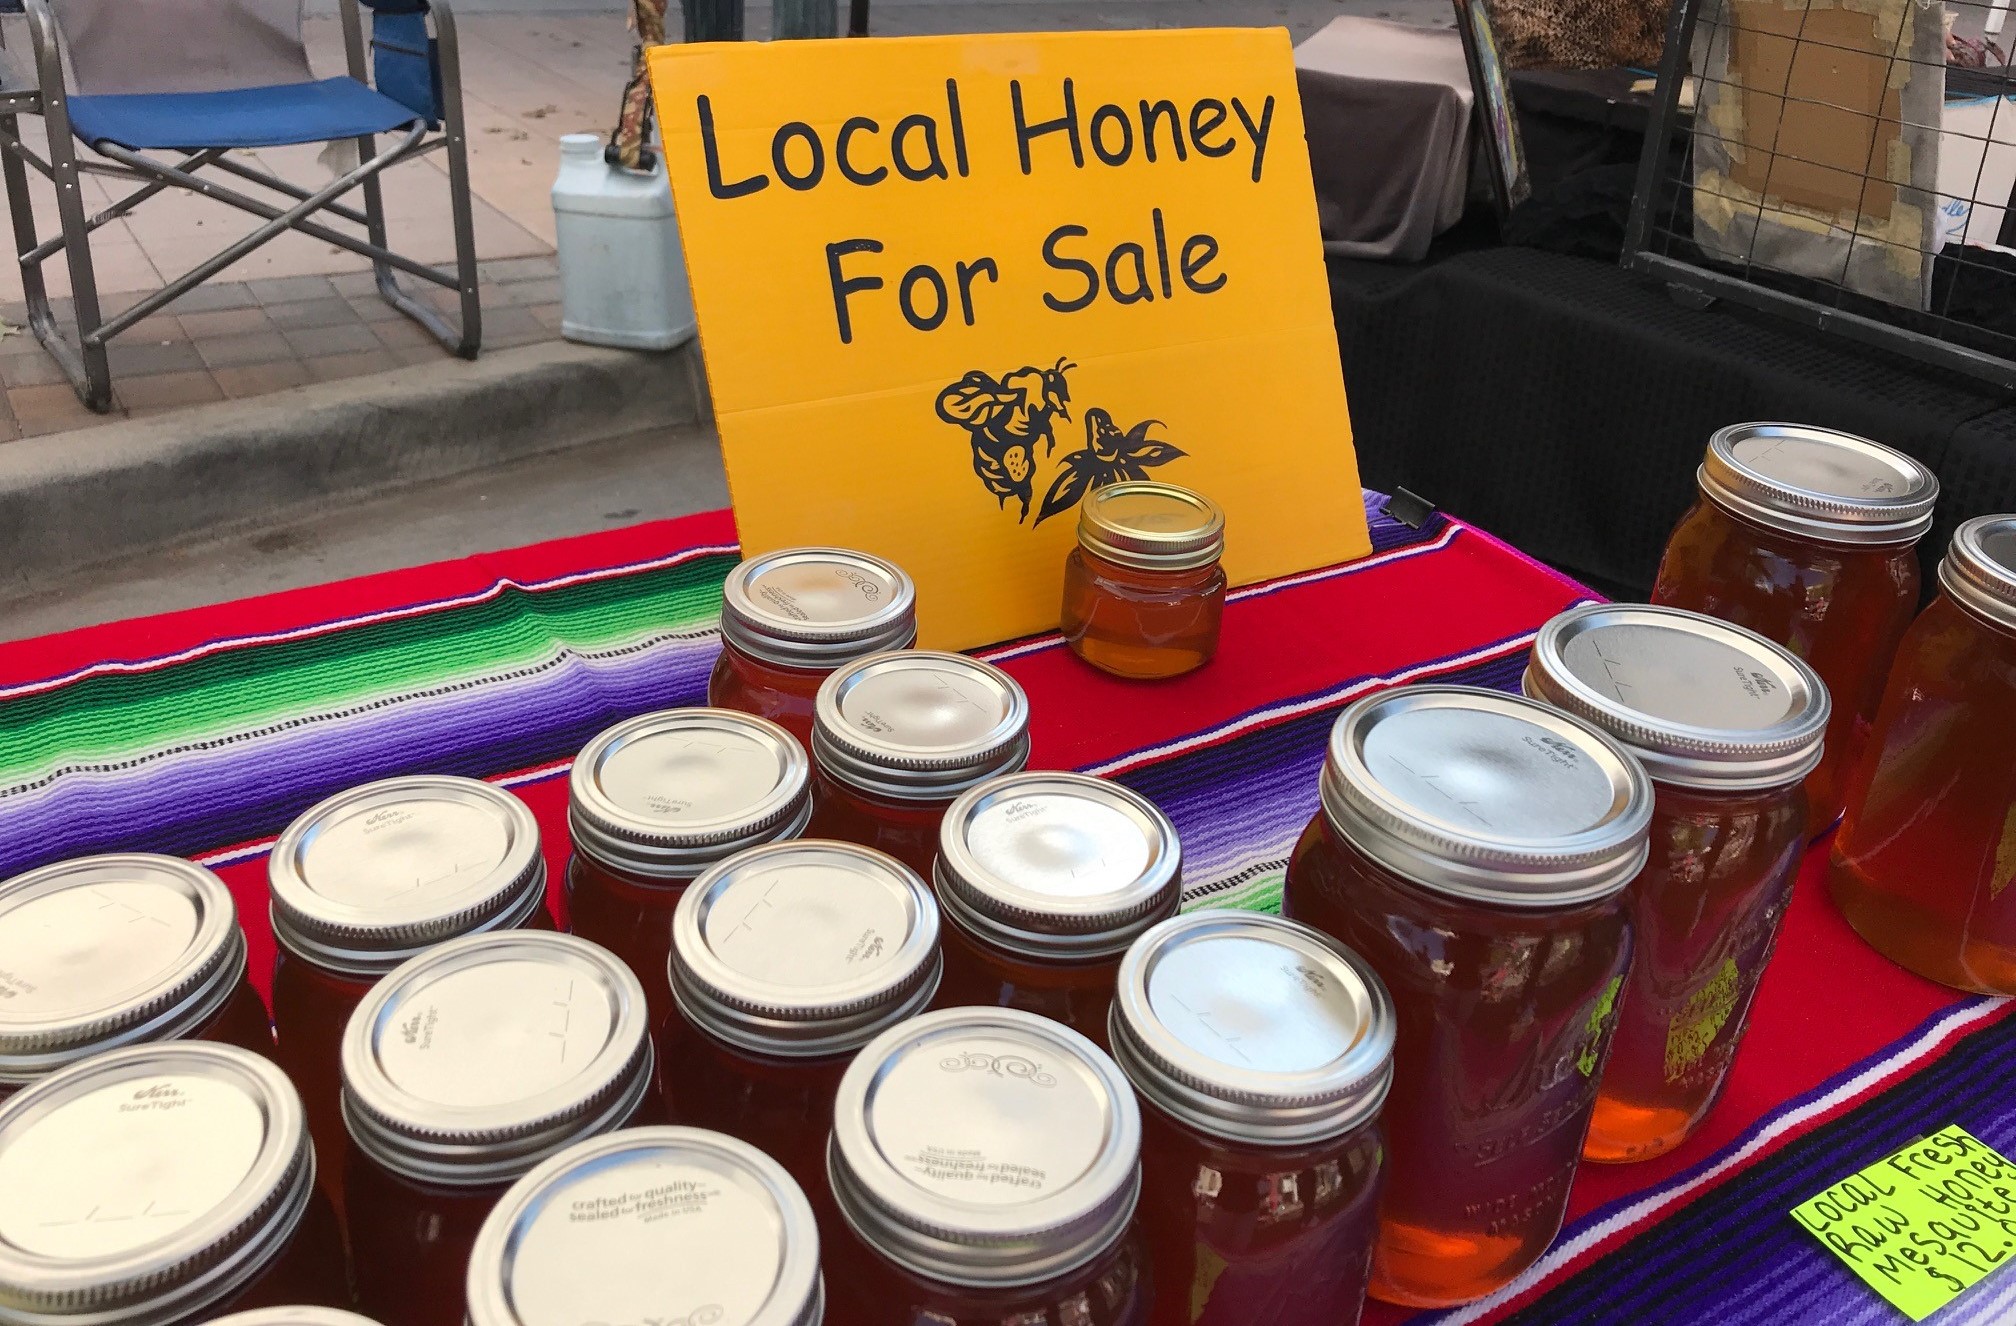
[1061, 481, 1227, 679]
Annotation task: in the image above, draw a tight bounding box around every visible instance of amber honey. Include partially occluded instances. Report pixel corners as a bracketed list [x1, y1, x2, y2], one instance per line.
[566, 708, 812, 1024]
[710, 547, 917, 745]
[663, 840, 940, 1207]
[932, 771, 1180, 1048]
[340, 933, 655, 1326]
[0, 1044, 348, 1325]
[1061, 481, 1227, 679]
[823, 1008, 1147, 1326]
[268, 777, 550, 1225]
[1525, 604, 1825, 1162]
[806, 651, 1031, 875]
[1282, 686, 1651, 1307]
[1651, 423, 1937, 827]
[1832, 517, 2016, 992]
[1112, 912, 1393, 1326]
[0, 854, 273, 1101]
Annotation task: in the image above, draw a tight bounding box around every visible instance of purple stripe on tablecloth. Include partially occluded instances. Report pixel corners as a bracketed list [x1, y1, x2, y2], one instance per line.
[1118, 647, 1531, 891]
[0, 635, 720, 876]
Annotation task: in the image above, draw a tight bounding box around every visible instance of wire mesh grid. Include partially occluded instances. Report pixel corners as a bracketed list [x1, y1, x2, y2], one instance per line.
[1624, 0, 2016, 387]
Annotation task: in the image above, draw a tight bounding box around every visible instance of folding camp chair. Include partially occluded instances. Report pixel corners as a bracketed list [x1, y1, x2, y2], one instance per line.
[0, 0, 479, 411]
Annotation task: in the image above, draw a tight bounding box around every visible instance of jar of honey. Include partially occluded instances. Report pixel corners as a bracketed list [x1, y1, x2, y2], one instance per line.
[1110, 911, 1394, 1326]
[1282, 685, 1651, 1308]
[806, 652, 1032, 876]
[933, 772, 1180, 1048]
[711, 547, 919, 746]
[568, 708, 812, 1023]
[1061, 481, 1227, 680]
[1524, 604, 1827, 1163]
[465, 1128, 824, 1326]
[1831, 516, 2016, 993]
[1650, 422, 1937, 828]
[0, 854, 271, 1101]
[267, 775, 549, 1220]
[823, 1007, 1146, 1326]
[340, 932, 655, 1326]
[0, 1043, 349, 1325]
[662, 840, 941, 1204]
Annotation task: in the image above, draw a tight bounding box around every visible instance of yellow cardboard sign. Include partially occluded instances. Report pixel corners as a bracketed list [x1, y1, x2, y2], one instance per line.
[1792, 1125, 2016, 1320]
[649, 30, 1370, 649]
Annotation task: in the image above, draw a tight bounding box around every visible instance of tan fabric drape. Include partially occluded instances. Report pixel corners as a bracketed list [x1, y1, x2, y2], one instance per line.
[610, 0, 668, 169]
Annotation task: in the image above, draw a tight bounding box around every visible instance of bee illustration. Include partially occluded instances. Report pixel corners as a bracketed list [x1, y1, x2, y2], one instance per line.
[934, 358, 1075, 522]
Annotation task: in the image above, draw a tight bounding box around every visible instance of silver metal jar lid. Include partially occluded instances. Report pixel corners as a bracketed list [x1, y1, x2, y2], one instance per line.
[1076, 482, 1226, 572]
[1698, 422, 1939, 546]
[812, 652, 1032, 802]
[1523, 604, 1831, 792]
[721, 547, 918, 670]
[207, 1305, 385, 1313]
[268, 775, 548, 977]
[1319, 685, 1653, 908]
[828, 1007, 1140, 1289]
[339, 932, 653, 1187]
[1939, 515, 2016, 634]
[1109, 912, 1395, 1146]
[0, 1043, 314, 1326]
[671, 841, 941, 1059]
[466, 1128, 822, 1326]
[934, 773, 1181, 960]
[0, 855, 250, 1086]
[569, 709, 813, 881]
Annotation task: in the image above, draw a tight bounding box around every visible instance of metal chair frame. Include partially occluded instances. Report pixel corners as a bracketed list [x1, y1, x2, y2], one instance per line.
[0, 0, 480, 411]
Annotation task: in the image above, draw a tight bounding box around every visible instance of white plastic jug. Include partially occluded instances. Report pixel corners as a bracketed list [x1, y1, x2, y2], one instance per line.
[550, 133, 697, 351]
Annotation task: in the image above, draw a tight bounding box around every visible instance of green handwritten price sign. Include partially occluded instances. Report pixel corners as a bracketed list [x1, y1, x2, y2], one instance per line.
[1792, 1125, 2016, 1320]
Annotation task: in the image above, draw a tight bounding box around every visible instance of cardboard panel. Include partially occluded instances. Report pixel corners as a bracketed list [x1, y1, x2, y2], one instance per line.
[649, 30, 1371, 650]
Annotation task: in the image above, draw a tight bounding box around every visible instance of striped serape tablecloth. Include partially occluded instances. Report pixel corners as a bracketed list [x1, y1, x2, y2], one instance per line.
[0, 492, 2006, 1324]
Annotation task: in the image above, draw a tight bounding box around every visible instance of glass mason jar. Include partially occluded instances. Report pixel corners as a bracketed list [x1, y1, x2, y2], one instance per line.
[806, 652, 1032, 876]
[823, 1008, 1148, 1326]
[933, 772, 1181, 1049]
[339, 932, 655, 1326]
[1524, 604, 1827, 1164]
[1650, 422, 1937, 828]
[662, 840, 941, 1207]
[710, 547, 919, 747]
[465, 1128, 824, 1326]
[1061, 481, 1229, 680]
[0, 1043, 348, 1326]
[1109, 912, 1395, 1326]
[267, 775, 551, 1223]
[567, 708, 812, 1026]
[1832, 516, 2016, 992]
[1282, 685, 1651, 1308]
[0, 854, 272, 1102]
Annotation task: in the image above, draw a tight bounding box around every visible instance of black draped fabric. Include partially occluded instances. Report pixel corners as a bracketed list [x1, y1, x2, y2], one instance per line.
[1329, 247, 2016, 599]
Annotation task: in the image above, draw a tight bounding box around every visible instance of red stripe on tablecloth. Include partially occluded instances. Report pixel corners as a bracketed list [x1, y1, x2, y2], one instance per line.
[0, 509, 742, 693]
[1012, 523, 1588, 772]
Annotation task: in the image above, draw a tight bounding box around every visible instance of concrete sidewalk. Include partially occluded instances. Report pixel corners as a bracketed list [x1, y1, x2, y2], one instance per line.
[0, 0, 1449, 601]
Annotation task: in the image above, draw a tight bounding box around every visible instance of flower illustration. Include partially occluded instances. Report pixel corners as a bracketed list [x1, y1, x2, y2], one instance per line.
[1033, 409, 1187, 526]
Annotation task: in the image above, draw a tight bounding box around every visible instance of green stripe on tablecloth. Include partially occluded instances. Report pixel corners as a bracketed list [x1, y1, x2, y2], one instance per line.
[0, 553, 737, 787]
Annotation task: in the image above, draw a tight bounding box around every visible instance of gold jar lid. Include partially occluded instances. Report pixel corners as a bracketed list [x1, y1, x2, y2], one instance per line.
[1076, 482, 1225, 572]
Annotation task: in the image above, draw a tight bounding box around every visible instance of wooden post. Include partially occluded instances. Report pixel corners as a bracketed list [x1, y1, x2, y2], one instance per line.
[684, 0, 744, 42]
[773, 0, 837, 38]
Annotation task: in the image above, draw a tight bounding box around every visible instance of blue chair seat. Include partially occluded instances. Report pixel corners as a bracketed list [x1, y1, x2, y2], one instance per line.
[68, 78, 419, 151]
